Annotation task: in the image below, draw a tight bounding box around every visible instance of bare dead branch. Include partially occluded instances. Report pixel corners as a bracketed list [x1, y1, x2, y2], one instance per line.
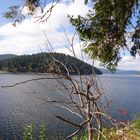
[66, 119, 89, 139]
[55, 104, 83, 119]
[52, 57, 70, 76]
[46, 100, 74, 104]
[56, 115, 82, 128]
[1, 77, 59, 88]
[63, 28, 77, 58]
[66, 129, 80, 140]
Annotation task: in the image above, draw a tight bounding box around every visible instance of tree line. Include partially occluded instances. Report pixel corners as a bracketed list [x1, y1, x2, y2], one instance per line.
[0, 53, 102, 75]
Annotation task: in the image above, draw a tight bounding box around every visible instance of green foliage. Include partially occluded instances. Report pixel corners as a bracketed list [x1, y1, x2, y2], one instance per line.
[22, 123, 47, 140]
[23, 123, 34, 140]
[132, 114, 140, 130]
[69, 0, 140, 71]
[2, 5, 25, 25]
[3, 0, 41, 24]
[3, 6, 20, 19]
[25, 0, 41, 15]
[72, 133, 88, 140]
[0, 53, 102, 75]
[39, 123, 47, 140]
[131, 19, 140, 56]
[132, 119, 140, 130]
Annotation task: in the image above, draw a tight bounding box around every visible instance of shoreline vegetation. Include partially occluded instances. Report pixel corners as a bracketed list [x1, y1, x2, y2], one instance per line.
[22, 118, 140, 140]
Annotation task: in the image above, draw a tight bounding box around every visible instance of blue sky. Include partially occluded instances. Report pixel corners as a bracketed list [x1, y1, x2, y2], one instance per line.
[0, 0, 23, 24]
[0, 0, 139, 71]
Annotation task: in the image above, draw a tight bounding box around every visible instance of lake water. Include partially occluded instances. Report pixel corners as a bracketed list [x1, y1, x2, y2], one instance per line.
[0, 74, 140, 139]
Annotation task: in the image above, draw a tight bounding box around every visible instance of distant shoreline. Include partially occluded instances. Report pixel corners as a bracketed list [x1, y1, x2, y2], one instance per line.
[130, 74, 140, 77]
[0, 71, 101, 75]
[1, 71, 140, 76]
[0, 71, 49, 75]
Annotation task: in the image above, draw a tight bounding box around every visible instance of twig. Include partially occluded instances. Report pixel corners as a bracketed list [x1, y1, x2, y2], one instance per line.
[63, 28, 77, 57]
[54, 104, 83, 119]
[35, 0, 60, 23]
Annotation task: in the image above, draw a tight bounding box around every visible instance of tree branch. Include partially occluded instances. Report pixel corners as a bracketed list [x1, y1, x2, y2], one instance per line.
[1, 77, 60, 88]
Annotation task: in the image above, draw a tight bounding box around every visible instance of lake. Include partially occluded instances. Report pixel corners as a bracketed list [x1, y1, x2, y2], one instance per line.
[0, 74, 140, 139]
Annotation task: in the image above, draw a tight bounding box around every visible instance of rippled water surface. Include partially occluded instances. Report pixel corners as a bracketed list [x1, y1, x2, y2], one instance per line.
[0, 74, 140, 139]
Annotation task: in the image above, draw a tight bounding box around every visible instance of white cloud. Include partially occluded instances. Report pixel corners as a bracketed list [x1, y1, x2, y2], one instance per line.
[67, 0, 90, 17]
[118, 55, 140, 71]
[121, 56, 135, 62]
[0, 1, 90, 55]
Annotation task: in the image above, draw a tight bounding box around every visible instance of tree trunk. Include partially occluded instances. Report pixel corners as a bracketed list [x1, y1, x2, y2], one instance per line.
[86, 81, 93, 140]
[87, 98, 93, 140]
[87, 121, 93, 140]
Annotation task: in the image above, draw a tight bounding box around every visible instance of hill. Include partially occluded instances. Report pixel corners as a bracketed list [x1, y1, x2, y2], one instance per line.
[0, 53, 102, 75]
[0, 54, 17, 60]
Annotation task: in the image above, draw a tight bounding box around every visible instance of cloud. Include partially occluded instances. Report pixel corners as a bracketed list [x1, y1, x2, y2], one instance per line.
[118, 55, 140, 70]
[121, 56, 135, 62]
[0, 1, 90, 55]
[67, 0, 90, 17]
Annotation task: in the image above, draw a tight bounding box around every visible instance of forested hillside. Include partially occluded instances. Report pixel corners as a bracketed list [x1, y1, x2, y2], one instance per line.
[0, 54, 17, 60]
[0, 53, 102, 75]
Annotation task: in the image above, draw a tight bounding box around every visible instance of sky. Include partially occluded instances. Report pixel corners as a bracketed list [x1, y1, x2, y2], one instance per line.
[0, 0, 139, 71]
